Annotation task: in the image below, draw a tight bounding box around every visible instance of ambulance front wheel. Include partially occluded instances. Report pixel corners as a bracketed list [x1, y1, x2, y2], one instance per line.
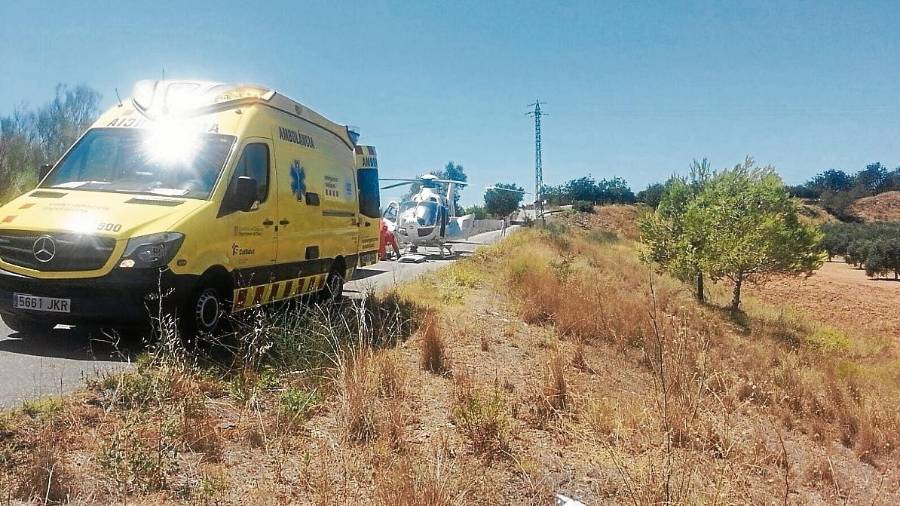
[179, 279, 228, 343]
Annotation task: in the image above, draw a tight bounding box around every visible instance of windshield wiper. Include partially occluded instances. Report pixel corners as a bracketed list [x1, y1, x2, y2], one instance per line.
[51, 181, 110, 189]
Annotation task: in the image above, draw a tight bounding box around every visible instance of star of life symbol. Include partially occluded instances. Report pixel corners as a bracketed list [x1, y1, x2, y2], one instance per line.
[290, 160, 306, 202]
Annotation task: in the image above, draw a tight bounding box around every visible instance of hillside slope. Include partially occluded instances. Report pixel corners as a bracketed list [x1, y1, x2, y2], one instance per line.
[850, 191, 900, 222]
[0, 214, 898, 503]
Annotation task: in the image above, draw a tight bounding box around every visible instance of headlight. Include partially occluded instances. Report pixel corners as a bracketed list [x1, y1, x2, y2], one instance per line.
[119, 232, 185, 269]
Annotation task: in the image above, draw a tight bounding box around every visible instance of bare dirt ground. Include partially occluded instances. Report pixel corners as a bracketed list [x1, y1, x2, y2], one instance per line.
[748, 260, 900, 339]
[850, 190, 900, 222]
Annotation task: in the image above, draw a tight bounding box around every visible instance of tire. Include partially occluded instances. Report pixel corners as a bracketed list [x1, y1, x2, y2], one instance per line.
[0, 313, 57, 335]
[320, 267, 345, 305]
[178, 282, 227, 343]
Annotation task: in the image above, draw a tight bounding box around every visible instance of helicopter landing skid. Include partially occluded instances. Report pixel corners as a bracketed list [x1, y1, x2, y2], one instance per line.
[398, 253, 427, 263]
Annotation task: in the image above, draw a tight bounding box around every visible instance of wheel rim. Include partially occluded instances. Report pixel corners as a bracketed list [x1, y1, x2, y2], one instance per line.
[195, 288, 221, 331]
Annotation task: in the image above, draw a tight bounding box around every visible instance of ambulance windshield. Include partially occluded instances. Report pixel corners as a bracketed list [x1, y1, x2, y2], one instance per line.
[41, 128, 235, 199]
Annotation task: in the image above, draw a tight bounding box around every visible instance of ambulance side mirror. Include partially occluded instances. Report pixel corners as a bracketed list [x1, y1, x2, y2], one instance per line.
[38, 164, 53, 182]
[228, 176, 258, 212]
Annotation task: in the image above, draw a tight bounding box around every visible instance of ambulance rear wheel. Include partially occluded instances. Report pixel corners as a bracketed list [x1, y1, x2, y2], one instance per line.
[1, 313, 56, 335]
[179, 282, 227, 344]
[321, 268, 345, 305]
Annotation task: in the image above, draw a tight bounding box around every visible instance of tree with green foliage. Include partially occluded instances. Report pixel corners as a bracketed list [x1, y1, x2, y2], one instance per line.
[596, 177, 635, 204]
[636, 182, 666, 208]
[0, 84, 100, 201]
[846, 239, 874, 268]
[483, 182, 525, 217]
[864, 238, 900, 279]
[820, 222, 900, 275]
[541, 184, 564, 206]
[542, 176, 635, 206]
[435, 161, 467, 211]
[686, 158, 824, 311]
[564, 176, 598, 202]
[810, 169, 854, 195]
[464, 205, 488, 219]
[639, 159, 712, 301]
[855, 162, 889, 194]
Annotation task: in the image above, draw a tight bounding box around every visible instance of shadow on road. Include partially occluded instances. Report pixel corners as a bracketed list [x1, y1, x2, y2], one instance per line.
[352, 268, 386, 280]
[0, 326, 140, 362]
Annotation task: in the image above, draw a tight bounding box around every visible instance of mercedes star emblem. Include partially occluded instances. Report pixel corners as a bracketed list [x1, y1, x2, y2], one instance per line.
[32, 235, 56, 263]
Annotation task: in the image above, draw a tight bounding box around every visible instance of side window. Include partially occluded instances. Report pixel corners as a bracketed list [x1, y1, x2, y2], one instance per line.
[229, 143, 270, 203]
[357, 168, 380, 218]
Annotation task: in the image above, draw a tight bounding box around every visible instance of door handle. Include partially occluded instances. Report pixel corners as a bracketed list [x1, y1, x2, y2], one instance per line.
[263, 219, 274, 226]
[279, 219, 290, 226]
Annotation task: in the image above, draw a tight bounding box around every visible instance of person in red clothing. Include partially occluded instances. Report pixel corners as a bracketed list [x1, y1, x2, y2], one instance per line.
[379, 219, 401, 260]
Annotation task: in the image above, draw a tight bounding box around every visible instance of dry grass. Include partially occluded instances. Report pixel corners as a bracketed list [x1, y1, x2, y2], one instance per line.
[374, 453, 461, 506]
[178, 395, 223, 461]
[532, 351, 569, 423]
[420, 312, 449, 375]
[336, 348, 379, 443]
[16, 441, 72, 503]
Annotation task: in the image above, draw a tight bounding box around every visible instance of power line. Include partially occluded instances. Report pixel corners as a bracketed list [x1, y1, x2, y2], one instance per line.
[527, 100, 547, 223]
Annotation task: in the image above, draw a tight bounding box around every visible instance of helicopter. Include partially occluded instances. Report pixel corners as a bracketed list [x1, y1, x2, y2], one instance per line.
[380, 174, 475, 258]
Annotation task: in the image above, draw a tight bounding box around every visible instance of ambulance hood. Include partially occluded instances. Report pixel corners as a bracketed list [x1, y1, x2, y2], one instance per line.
[0, 189, 206, 240]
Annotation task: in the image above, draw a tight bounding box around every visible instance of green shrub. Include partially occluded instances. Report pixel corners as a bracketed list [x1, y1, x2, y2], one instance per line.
[573, 200, 594, 213]
[280, 387, 322, 421]
[451, 381, 510, 456]
[20, 397, 63, 419]
[806, 327, 851, 352]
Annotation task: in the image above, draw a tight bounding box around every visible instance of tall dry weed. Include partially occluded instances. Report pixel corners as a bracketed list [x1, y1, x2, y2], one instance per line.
[420, 312, 449, 375]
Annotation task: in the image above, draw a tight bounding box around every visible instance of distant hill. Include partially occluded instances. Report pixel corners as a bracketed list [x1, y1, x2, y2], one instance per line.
[850, 191, 900, 222]
[556, 203, 644, 240]
[797, 199, 839, 226]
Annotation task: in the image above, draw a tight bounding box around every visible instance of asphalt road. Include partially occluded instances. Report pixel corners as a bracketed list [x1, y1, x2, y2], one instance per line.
[0, 228, 513, 408]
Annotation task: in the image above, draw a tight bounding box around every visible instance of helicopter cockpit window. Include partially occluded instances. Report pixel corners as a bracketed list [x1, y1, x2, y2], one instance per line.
[414, 201, 439, 226]
[383, 202, 399, 222]
[398, 201, 439, 227]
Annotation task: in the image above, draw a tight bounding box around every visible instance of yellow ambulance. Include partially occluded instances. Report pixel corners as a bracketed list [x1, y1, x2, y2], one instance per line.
[0, 80, 381, 336]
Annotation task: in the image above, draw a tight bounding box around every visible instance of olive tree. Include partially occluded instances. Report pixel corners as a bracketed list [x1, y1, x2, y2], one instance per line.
[687, 158, 824, 311]
[639, 159, 712, 301]
[864, 238, 900, 279]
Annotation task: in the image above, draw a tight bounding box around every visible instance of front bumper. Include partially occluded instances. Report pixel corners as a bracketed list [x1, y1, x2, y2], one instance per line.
[0, 267, 196, 325]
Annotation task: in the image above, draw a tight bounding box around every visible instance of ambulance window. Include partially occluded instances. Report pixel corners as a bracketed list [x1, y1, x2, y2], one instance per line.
[231, 143, 270, 203]
[357, 168, 380, 218]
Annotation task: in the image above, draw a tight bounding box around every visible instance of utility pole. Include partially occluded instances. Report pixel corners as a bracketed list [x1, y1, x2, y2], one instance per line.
[527, 100, 546, 223]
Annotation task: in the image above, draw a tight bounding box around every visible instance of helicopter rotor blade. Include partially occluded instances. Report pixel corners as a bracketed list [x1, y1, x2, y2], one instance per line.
[431, 179, 468, 186]
[380, 182, 416, 190]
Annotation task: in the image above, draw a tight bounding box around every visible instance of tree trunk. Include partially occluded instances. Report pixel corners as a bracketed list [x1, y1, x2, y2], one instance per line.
[730, 274, 743, 312]
[695, 272, 705, 302]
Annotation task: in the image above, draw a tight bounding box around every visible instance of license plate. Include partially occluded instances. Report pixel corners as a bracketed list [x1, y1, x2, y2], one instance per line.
[13, 293, 71, 313]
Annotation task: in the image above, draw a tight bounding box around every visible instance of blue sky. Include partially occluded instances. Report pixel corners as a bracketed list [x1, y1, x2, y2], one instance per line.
[3, 0, 900, 206]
